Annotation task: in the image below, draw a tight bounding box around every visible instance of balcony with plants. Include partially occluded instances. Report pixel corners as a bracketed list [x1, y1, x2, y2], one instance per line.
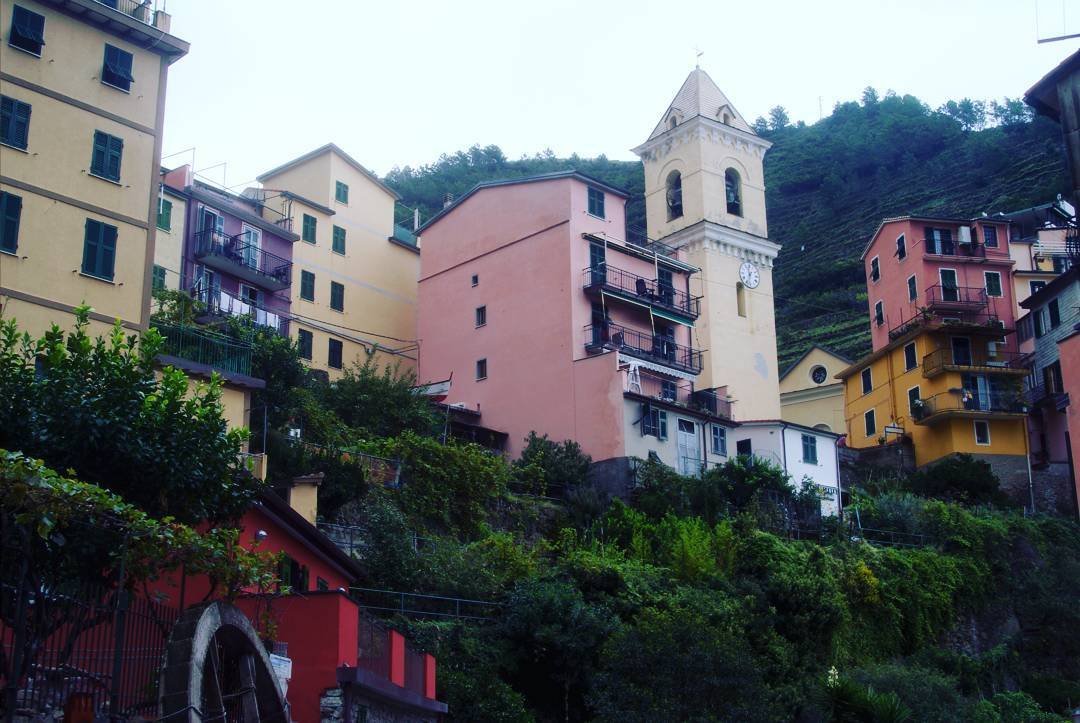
[911, 389, 1027, 425]
[625, 369, 732, 419]
[150, 289, 259, 381]
[921, 346, 1028, 378]
[190, 283, 289, 337]
[888, 308, 1009, 342]
[583, 265, 700, 320]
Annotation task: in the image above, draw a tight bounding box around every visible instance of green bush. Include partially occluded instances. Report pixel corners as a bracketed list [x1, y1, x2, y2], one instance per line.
[905, 454, 1012, 508]
[511, 431, 591, 496]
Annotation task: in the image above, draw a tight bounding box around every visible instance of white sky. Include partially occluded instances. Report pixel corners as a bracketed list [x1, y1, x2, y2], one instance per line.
[160, 0, 1080, 192]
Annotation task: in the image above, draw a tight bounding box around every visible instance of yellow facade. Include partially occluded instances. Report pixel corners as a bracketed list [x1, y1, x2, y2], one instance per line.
[151, 187, 187, 292]
[779, 346, 849, 433]
[841, 329, 1029, 467]
[255, 145, 419, 379]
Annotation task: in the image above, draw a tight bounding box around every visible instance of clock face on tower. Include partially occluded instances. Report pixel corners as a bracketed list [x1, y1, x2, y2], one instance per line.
[739, 261, 760, 289]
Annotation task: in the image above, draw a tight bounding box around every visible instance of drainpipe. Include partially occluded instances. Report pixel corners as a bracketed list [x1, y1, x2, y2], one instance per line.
[1024, 418, 1036, 514]
[780, 422, 788, 477]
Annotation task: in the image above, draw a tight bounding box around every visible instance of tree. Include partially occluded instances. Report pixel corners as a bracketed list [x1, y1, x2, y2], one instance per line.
[990, 98, 1034, 128]
[904, 454, 1010, 507]
[0, 308, 254, 523]
[862, 86, 880, 106]
[319, 354, 438, 439]
[752, 116, 770, 134]
[768, 105, 791, 130]
[939, 99, 987, 131]
[511, 432, 592, 496]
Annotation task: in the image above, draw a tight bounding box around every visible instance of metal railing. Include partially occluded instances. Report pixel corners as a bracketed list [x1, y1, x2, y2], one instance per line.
[923, 238, 986, 257]
[193, 229, 292, 287]
[584, 322, 703, 374]
[912, 390, 1026, 421]
[351, 587, 503, 622]
[152, 322, 254, 377]
[318, 524, 435, 557]
[625, 225, 680, 259]
[1025, 383, 1067, 407]
[924, 284, 988, 308]
[94, 0, 157, 25]
[583, 265, 700, 317]
[888, 309, 1006, 341]
[391, 224, 418, 247]
[630, 372, 732, 419]
[921, 347, 1025, 376]
[190, 284, 289, 336]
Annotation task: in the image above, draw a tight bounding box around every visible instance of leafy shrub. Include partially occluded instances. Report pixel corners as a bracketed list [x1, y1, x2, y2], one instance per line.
[849, 664, 966, 722]
[511, 432, 591, 496]
[905, 454, 1011, 507]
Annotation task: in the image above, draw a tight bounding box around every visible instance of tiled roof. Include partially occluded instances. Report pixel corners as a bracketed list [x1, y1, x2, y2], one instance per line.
[647, 68, 755, 141]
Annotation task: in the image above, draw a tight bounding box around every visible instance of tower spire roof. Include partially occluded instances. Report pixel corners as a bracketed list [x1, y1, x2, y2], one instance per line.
[647, 68, 754, 140]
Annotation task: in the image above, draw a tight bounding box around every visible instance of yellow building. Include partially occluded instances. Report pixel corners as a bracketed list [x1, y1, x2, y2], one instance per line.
[254, 144, 419, 378]
[838, 323, 1030, 483]
[779, 346, 850, 434]
[633, 68, 782, 420]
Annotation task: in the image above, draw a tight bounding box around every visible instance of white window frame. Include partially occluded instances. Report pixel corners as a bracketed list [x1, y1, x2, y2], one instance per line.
[874, 300, 884, 327]
[711, 425, 728, 456]
[974, 420, 991, 446]
[983, 271, 1002, 298]
[861, 367, 873, 395]
[869, 255, 880, 283]
[939, 267, 958, 288]
[895, 234, 907, 260]
[801, 433, 818, 464]
[907, 385, 921, 415]
[475, 305, 486, 328]
[907, 274, 917, 301]
[903, 341, 917, 371]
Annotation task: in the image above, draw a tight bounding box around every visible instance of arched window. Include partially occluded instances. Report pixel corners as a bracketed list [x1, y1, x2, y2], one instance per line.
[725, 168, 742, 217]
[665, 171, 683, 221]
[668, 115, 678, 130]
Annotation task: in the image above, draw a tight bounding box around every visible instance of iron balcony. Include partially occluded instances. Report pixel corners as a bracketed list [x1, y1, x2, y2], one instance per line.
[911, 389, 1027, 425]
[923, 284, 988, 312]
[923, 238, 988, 258]
[583, 265, 700, 320]
[921, 347, 1028, 378]
[152, 322, 254, 377]
[190, 285, 290, 337]
[888, 309, 1009, 342]
[584, 322, 703, 375]
[193, 229, 292, 292]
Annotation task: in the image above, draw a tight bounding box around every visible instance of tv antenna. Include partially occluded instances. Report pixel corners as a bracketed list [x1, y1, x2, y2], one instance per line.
[694, 47, 704, 69]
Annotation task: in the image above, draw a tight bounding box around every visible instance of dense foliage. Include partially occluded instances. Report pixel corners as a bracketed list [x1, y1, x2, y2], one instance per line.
[384, 91, 1070, 365]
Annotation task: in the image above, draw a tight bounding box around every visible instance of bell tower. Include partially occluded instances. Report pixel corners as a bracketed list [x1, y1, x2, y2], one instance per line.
[633, 68, 782, 420]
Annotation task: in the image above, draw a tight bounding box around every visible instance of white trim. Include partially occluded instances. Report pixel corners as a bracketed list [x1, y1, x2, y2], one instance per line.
[973, 419, 991, 446]
[939, 267, 958, 288]
[861, 367, 873, 395]
[907, 273, 918, 301]
[618, 353, 697, 382]
[903, 340, 918, 371]
[874, 299, 884, 327]
[864, 408, 877, 437]
[906, 384, 921, 415]
[869, 255, 881, 283]
[895, 233, 907, 261]
[983, 270, 1003, 297]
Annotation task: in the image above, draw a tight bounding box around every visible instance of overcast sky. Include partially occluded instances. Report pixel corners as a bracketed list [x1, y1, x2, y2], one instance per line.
[160, 0, 1080, 192]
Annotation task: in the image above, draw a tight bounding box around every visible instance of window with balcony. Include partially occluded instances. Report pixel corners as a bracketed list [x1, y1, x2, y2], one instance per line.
[81, 219, 117, 281]
[907, 274, 917, 301]
[101, 44, 134, 92]
[1049, 299, 1061, 329]
[974, 420, 991, 446]
[297, 329, 313, 360]
[896, 234, 906, 260]
[908, 386, 921, 415]
[302, 214, 316, 244]
[926, 227, 953, 255]
[332, 225, 346, 255]
[666, 171, 683, 220]
[725, 169, 742, 216]
[642, 407, 667, 439]
[9, 5, 45, 55]
[0, 95, 31, 150]
[328, 338, 343, 369]
[157, 197, 172, 230]
[984, 271, 1002, 298]
[475, 358, 487, 380]
[874, 300, 884, 327]
[869, 256, 880, 282]
[90, 131, 123, 182]
[475, 305, 486, 327]
[711, 425, 727, 456]
[330, 281, 344, 312]
[335, 181, 349, 204]
[861, 367, 872, 395]
[0, 191, 22, 254]
[587, 187, 605, 218]
[983, 226, 998, 248]
[801, 433, 818, 464]
[864, 408, 876, 437]
[904, 342, 917, 371]
[300, 270, 315, 301]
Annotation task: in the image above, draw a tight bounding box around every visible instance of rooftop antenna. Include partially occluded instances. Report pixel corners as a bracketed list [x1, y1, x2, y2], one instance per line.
[694, 47, 704, 69]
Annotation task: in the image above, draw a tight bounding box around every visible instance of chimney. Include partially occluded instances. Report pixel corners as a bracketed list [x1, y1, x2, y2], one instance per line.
[442, 193, 454, 209]
[288, 472, 323, 526]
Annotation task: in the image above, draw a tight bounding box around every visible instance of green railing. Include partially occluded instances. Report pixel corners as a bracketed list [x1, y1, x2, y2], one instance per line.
[152, 322, 254, 377]
[392, 223, 418, 247]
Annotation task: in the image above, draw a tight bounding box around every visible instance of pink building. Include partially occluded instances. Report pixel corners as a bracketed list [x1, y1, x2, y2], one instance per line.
[862, 216, 1018, 351]
[417, 171, 735, 478]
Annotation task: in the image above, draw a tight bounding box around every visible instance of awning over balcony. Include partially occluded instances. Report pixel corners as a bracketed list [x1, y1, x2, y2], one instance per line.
[600, 291, 693, 327]
[618, 353, 697, 381]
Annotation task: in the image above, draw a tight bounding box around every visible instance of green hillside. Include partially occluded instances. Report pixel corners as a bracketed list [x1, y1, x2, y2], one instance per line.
[384, 92, 1070, 368]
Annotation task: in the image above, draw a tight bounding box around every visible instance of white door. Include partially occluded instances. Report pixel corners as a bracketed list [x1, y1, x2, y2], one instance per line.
[677, 419, 700, 475]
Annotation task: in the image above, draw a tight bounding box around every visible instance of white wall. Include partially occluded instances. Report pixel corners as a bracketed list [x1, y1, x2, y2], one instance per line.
[732, 423, 841, 517]
[621, 398, 730, 475]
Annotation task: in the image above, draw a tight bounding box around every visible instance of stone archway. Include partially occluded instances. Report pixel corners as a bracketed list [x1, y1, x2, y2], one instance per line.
[159, 601, 287, 723]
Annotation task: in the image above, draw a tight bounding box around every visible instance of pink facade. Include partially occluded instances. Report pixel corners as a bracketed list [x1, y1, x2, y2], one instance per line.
[417, 172, 718, 461]
[864, 217, 1016, 352]
[1058, 330, 1080, 517]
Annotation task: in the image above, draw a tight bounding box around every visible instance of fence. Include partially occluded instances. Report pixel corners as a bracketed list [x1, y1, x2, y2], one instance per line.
[349, 587, 502, 622]
[152, 321, 255, 377]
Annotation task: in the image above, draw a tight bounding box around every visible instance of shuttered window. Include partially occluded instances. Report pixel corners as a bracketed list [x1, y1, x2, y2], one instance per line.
[0, 191, 23, 254]
[300, 270, 315, 301]
[0, 95, 31, 149]
[302, 214, 316, 243]
[90, 131, 123, 182]
[152, 264, 166, 290]
[9, 5, 45, 55]
[330, 281, 344, 311]
[335, 181, 349, 204]
[102, 44, 134, 91]
[297, 329, 313, 360]
[332, 225, 346, 254]
[328, 339, 343, 369]
[81, 219, 118, 280]
[157, 198, 172, 230]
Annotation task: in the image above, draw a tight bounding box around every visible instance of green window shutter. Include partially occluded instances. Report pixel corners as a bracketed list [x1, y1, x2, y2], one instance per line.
[152, 264, 166, 289]
[82, 219, 116, 279]
[157, 198, 172, 230]
[335, 182, 348, 204]
[90, 131, 108, 176]
[1, 96, 32, 149]
[82, 219, 101, 276]
[300, 270, 315, 301]
[330, 281, 344, 311]
[297, 329, 313, 359]
[106, 134, 123, 180]
[0, 191, 23, 253]
[332, 225, 346, 254]
[985, 273, 1001, 297]
[100, 223, 117, 279]
[302, 214, 316, 243]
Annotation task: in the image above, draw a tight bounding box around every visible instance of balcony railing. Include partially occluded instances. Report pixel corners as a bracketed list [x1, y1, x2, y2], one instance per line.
[192, 284, 289, 336]
[888, 309, 1007, 341]
[912, 389, 1027, 423]
[152, 322, 254, 377]
[194, 229, 292, 291]
[95, 0, 157, 25]
[630, 371, 732, 419]
[924, 284, 988, 310]
[1025, 383, 1068, 408]
[924, 238, 986, 257]
[922, 347, 1026, 377]
[583, 265, 700, 318]
[585, 322, 703, 374]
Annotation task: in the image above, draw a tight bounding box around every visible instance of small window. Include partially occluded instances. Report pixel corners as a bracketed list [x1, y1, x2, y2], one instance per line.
[90, 130, 123, 182]
[316, 577, 329, 592]
[642, 407, 667, 439]
[810, 365, 828, 384]
[660, 379, 677, 401]
[896, 234, 906, 260]
[869, 256, 880, 282]
[736, 282, 747, 318]
[1029, 280, 1046, 296]
[475, 305, 486, 327]
[864, 409, 877, 437]
[1049, 299, 1061, 329]
[984, 271, 1002, 298]
[0, 190, 23, 254]
[335, 181, 349, 204]
[471, 274, 479, 287]
[711, 425, 727, 456]
[302, 214, 317, 243]
[907, 274, 917, 301]
[974, 420, 991, 446]
[736, 438, 752, 457]
[9, 6, 45, 56]
[665, 171, 683, 221]
[151, 264, 166, 290]
[300, 270, 315, 301]
[874, 300, 884, 327]
[330, 281, 344, 312]
[327, 338, 343, 369]
[297, 329, 313, 360]
[983, 226, 998, 248]
[332, 225, 346, 255]
[157, 197, 172, 230]
[725, 168, 742, 217]
[101, 44, 134, 92]
[0, 95, 32, 149]
[908, 386, 921, 415]
[81, 218, 117, 281]
[668, 115, 678, 130]
[587, 187, 605, 218]
[1035, 308, 1046, 338]
[861, 367, 872, 395]
[1018, 314, 1033, 343]
[801, 434, 818, 464]
[903, 342, 917, 371]
[476, 358, 487, 380]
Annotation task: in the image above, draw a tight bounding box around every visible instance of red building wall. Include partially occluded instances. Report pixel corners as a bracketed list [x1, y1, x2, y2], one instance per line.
[1058, 330, 1080, 518]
